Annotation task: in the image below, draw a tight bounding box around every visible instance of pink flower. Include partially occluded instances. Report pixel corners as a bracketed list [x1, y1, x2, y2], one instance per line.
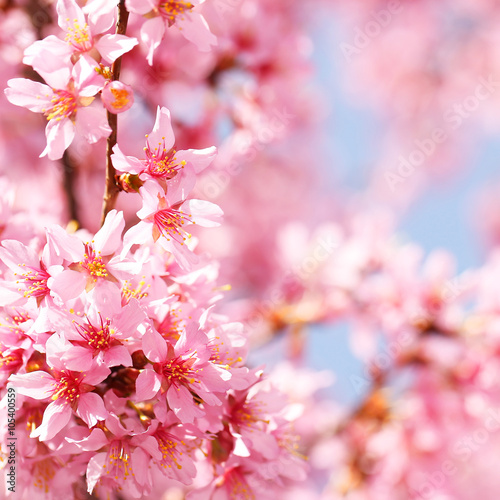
[86, 411, 161, 497]
[9, 362, 109, 441]
[112, 106, 217, 185]
[135, 324, 232, 423]
[0, 239, 62, 307]
[44, 299, 146, 371]
[48, 210, 137, 302]
[124, 179, 223, 270]
[23, 0, 138, 70]
[5, 55, 110, 160]
[126, 0, 217, 64]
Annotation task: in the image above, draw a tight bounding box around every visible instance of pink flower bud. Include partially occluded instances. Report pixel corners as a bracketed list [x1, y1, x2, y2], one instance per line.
[101, 81, 134, 113]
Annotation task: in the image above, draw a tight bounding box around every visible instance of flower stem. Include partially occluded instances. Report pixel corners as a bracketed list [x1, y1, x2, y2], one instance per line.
[100, 0, 130, 226]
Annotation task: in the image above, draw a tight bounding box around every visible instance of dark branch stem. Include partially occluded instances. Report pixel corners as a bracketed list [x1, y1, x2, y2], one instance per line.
[100, 0, 130, 226]
[62, 151, 80, 224]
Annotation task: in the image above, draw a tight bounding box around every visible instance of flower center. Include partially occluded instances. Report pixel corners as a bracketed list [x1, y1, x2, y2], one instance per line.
[44, 90, 77, 121]
[0, 350, 22, 370]
[64, 19, 92, 50]
[121, 278, 150, 305]
[15, 264, 50, 299]
[145, 137, 186, 179]
[160, 1, 194, 24]
[153, 208, 193, 244]
[158, 355, 199, 388]
[52, 372, 81, 404]
[81, 244, 108, 279]
[75, 315, 113, 352]
[156, 431, 184, 470]
[33, 458, 57, 494]
[103, 441, 134, 482]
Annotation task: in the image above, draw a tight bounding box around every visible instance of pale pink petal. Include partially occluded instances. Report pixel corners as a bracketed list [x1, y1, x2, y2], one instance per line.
[131, 447, 151, 486]
[23, 36, 72, 70]
[200, 362, 232, 390]
[95, 34, 138, 63]
[142, 328, 168, 362]
[165, 166, 196, 205]
[9, 371, 55, 399]
[62, 346, 94, 371]
[45, 333, 92, 371]
[93, 209, 125, 255]
[183, 199, 223, 227]
[147, 106, 175, 153]
[126, 0, 156, 15]
[84, 0, 116, 33]
[134, 435, 162, 460]
[82, 364, 111, 385]
[73, 55, 106, 95]
[50, 269, 86, 301]
[111, 144, 144, 174]
[0, 239, 39, 270]
[31, 401, 72, 441]
[141, 17, 165, 66]
[57, 0, 86, 30]
[87, 453, 106, 494]
[159, 238, 199, 271]
[66, 428, 108, 451]
[121, 221, 153, 256]
[88, 279, 121, 312]
[167, 384, 204, 423]
[0, 281, 23, 306]
[75, 106, 111, 143]
[135, 368, 162, 400]
[176, 12, 217, 52]
[41, 117, 75, 160]
[137, 180, 162, 219]
[5, 78, 52, 113]
[77, 392, 108, 427]
[45, 224, 85, 262]
[103, 345, 132, 367]
[175, 146, 217, 174]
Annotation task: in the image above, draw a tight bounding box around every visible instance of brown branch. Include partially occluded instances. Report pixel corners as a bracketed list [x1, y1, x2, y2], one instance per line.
[100, 0, 130, 226]
[62, 151, 80, 225]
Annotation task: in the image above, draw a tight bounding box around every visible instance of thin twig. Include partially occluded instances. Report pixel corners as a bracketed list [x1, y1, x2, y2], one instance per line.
[100, 0, 130, 226]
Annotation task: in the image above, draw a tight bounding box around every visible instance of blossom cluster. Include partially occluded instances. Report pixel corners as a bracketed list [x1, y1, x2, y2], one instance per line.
[0, 0, 306, 497]
[0, 156, 303, 498]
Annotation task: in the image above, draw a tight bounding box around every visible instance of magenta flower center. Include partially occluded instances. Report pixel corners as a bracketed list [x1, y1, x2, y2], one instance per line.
[15, 264, 50, 299]
[153, 208, 193, 244]
[44, 90, 77, 121]
[145, 141, 186, 179]
[80, 244, 108, 279]
[52, 372, 81, 404]
[158, 356, 199, 388]
[75, 315, 113, 352]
